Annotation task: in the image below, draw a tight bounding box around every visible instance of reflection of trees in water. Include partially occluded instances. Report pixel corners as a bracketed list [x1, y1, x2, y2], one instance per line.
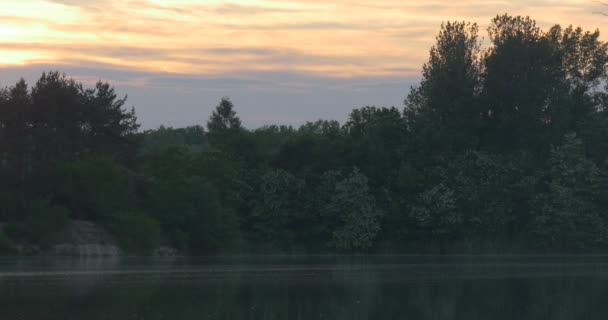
[3, 262, 608, 319]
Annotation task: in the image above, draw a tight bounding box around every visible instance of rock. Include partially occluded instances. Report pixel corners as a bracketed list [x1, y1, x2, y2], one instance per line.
[0, 220, 124, 256]
[153, 246, 179, 257]
[51, 220, 123, 256]
[14, 244, 41, 255]
[53, 243, 122, 256]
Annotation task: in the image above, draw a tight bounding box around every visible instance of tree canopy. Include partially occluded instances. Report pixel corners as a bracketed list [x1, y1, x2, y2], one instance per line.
[2, 14, 608, 254]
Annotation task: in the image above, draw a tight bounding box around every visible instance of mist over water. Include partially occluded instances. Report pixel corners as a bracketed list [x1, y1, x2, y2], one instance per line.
[2, 255, 608, 319]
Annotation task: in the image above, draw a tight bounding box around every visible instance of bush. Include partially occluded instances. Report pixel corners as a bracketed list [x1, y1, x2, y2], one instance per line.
[4, 197, 69, 246]
[55, 158, 134, 220]
[0, 191, 20, 221]
[0, 232, 15, 254]
[105, 211, 161, 254]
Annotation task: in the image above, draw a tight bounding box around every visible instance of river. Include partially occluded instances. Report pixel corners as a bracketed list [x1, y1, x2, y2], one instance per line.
[1, 255, 607, 319]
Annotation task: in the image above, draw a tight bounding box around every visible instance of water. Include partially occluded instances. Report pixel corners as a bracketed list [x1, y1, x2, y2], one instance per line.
[1, 255, 608, 319]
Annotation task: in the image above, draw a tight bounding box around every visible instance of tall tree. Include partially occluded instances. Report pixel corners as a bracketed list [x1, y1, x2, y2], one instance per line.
[207, 97, 241, 133]
[80, 81, 139, 159]
[481, 15, 562, 152]
[207, 97, 249, 157]
[544, 25, 608, 146]
[344, 106, 406, 188]
[0, 79, 30, 189]
[405, 21, 482, 154]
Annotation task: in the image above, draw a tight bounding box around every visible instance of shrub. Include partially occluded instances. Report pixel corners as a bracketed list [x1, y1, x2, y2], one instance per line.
[105, 211, 161, 254]
[0, 232, 15, 254]
[4, 197, 69, 246]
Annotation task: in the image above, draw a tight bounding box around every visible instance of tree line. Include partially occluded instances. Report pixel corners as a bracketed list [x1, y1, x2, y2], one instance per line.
[2, 14, 608, 254]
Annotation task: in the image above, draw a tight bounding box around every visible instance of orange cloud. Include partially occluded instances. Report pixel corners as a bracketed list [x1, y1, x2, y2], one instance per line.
[0, 0, 606, 78]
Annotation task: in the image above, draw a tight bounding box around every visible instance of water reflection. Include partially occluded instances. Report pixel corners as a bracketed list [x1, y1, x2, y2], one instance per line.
[1, 255, 608, 319]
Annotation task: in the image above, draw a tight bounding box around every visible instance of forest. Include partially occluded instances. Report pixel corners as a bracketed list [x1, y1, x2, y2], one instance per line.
[2, 14, 608, 254]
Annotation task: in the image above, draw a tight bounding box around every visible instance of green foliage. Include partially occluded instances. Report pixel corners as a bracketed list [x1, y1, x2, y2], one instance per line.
[0, 71, 138, 179]
[410, 183, 459, 239]
[251, 169, 305, 247]
[448, 151, 518, 237]
[4, 14, 608, 254]
[137, 146, 240, 253]
[322, 169, 383, 250]
[0, 191, 19, 221]
[405, 21, 482, 154]
[206, 98, 243, 154]
[531, 133, 606, 248]
[0, 232, 14, 254]
[56, 158, 133, 220]
[105, 211, 161, 254]
[139, 125, 208, 156]
[4, 197, 69, 246]
[345, 106, 406, 189]
[207, 97, 241, 133]
[552, 25, 608, 89]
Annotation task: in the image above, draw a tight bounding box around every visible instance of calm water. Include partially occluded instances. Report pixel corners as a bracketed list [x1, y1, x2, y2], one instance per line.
[1, 255, 608, 319]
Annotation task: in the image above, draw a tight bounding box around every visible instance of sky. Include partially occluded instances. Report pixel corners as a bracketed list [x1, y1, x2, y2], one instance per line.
[0, 0, 607, 129]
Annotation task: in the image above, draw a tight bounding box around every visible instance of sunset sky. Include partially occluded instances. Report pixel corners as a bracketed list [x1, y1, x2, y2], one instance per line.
[1, 0, 607, 128]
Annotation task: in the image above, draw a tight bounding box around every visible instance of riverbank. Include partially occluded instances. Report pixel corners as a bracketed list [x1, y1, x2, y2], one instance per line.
[0, 220, 118, 255]
[0, 220, 178, 257]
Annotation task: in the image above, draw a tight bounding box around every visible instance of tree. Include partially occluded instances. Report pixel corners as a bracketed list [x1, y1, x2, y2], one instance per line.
[481, 15, 562, 152]
[0, 79, 31, 190]
[344, 106, 407, 189]
[321, 168, 383, 250]
[554, 25, 608, 90]
[29, 72, 84, 170]
[139, 125, 208, 156]
[274, 120, 346, 183]
[5, 15, 608, 255]
[138, 146, 240, 252]
[207, 97, 241, 133]
[206, 97, 252, 160]
[543, 25, 608, 146]
[447, 151, 519, 240]
[409, 182, 460, 252]
[250, 168, 305, 247]
[405, 21, 482, 154]
[0, 72, 140, 224]
[56, 157, 133, 220]
[531, 133, 605, 248]
[0, 72, 138, 182]
[80, 81, 139, 159]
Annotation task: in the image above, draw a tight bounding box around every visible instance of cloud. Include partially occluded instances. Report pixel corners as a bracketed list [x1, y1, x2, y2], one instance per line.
[2, 0, 605, 79]
[0, 0, 607, 128]
[212, 3, 306, 15]
[46, 0, 105, 4]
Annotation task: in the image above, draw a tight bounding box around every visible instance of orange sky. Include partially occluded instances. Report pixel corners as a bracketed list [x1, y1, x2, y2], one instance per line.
[1, 1, 608, 128]
[1, 0, 607, 79]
